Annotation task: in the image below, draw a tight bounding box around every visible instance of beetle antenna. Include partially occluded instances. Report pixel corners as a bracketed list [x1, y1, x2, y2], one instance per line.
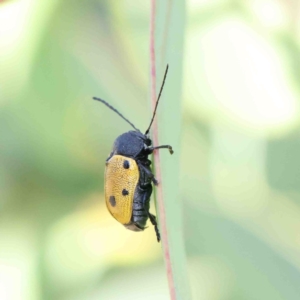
[93, 97, 140, 132]
[145, 64, 169, 135]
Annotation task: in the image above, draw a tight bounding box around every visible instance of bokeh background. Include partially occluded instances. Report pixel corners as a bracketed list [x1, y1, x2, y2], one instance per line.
[1, 0, 300, 299]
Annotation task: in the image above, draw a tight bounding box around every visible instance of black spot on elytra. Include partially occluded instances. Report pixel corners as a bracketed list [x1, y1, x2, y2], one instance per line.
[123, 160, 130, 169]
[122, 189, 129, 196]
[109, 196, 116, 206]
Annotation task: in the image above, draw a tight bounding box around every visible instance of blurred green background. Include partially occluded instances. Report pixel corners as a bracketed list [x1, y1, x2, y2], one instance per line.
[1, 0, 300, 299]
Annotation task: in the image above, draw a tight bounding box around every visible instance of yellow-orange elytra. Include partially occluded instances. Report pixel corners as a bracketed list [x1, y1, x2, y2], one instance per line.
[105, 155, 139, 224]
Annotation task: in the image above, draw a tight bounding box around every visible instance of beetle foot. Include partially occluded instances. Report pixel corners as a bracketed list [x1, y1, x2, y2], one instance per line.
[148, 213, 161, 242]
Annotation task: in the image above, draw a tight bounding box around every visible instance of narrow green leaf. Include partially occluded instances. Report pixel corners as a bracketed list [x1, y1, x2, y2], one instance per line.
[150, 1, 192, 299]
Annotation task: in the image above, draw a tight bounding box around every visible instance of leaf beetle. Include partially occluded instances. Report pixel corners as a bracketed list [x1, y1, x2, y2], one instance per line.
[93, 65, 173, 242]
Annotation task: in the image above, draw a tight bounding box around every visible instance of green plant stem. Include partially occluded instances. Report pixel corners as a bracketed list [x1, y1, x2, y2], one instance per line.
[150, 1, 176, 299]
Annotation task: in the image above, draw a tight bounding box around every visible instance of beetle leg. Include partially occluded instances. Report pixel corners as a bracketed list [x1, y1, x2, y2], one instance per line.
[141, 187, 160, 242]
[138, 163, 158, 186]
[148, 145, 174, 155]
[148, 213, 161, 242]
[152, 177, 158, 186]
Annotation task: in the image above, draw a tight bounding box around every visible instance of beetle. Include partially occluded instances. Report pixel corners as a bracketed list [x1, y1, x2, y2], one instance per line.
[93, 65, 173, 242]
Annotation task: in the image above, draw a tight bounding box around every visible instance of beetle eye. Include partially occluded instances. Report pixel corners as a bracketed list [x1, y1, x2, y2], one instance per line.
[145, 138, 152, 146]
